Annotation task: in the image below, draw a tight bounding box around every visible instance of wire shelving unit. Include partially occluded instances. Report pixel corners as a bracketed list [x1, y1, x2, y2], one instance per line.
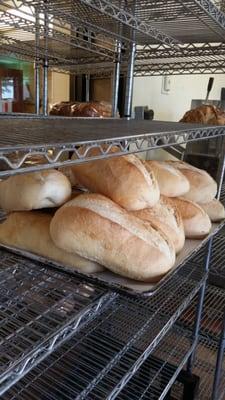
[0, 1, 225, 399]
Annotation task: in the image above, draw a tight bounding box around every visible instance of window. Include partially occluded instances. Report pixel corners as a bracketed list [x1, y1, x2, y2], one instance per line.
[1, 78, 14, 100]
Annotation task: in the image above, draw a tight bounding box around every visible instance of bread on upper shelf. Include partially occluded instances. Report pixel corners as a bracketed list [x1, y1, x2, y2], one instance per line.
[0, 211, 104, 273]
[49, 100, 116, 118]
[50, 193, 175, 282]
[167, 160, 217, 204]
[167, 197, 211, 239]
[68, 147, 160, 211]
[132, 196, 185, 254]
[145, 160, 190, 197]
[180, 104, 225, 125]
[0, 169, 72, 212]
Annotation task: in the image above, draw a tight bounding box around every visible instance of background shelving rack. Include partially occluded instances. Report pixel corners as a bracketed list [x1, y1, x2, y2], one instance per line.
[1, 1, 225, 399]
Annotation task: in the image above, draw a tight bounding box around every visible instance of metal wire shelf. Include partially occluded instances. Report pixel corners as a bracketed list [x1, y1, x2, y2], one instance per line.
[170, 337, 225, 400]
[2, 324, 195, 400]
[0, 117, 224, 176]
[0, 0, 225, 75]
[115, 325, 195, 400]
[0, 251, 116, 395]
[0, 246, 207, 397]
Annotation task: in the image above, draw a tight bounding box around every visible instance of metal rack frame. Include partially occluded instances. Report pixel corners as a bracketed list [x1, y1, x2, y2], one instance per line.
[0, 117, 224, 176]
[0, 253, 209, 398]
[1, 1, 225, 398]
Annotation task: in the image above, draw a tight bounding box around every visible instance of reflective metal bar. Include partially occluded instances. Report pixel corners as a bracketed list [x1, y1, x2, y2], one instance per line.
[42, 4, 49, 116]
[124, 41, 136, 118]
[35, 7, 40, 115]
[112, 40, 122, 117]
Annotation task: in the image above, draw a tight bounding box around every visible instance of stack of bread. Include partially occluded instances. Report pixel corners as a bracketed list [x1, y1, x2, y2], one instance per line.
[0, 151, 223, 283]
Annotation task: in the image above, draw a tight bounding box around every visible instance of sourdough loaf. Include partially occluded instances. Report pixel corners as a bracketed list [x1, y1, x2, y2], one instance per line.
[0, 212, 103, 273]
[50, 193, 175, 282]
[132, 196, 185, 254]
[168, 197, 211, 239]
[69, 148, 160, 210]
[180, 104, 225, 125]
[168, 161, 217, 203]
[0, 170, 72, 212]
[145, 160, 190, 197]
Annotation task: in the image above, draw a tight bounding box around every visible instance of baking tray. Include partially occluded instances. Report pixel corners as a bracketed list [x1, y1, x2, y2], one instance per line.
[0, 220, 224, 297]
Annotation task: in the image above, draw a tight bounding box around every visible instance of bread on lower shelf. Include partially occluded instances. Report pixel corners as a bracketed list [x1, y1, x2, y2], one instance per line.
[199, 199, 225, 222]
[144, 160, 190, 197]
[0, 169, 72, 212]
[69, 148, 160, 211]
[50, 193, 175, 282]
[167, 197, 212, 239]
[0, 211, 104, 273]
[167, 160, 217, 203]
[132, 196, 185, 254]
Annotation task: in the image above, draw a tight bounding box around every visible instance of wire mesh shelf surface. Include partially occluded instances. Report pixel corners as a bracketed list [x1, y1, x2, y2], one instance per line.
[2, 324, 194, 400]
[116, 325, 194, 400]
[0, 0, 225, 76]
[0, 250, 115, 395]
[0, 117, 225, 176]
[0, 251, 207, 399]
[171, 285, 225, 400]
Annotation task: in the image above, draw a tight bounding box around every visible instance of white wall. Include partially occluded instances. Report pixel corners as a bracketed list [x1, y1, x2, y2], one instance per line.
[49, 72, 70, 108]
[133, 74, 225, 122]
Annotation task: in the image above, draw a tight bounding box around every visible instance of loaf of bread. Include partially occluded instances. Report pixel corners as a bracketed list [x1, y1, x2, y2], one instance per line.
[168, 161, 217, 203]
[0, 212, 103, 273]
[132, 196, 185, 254]
[199, 199, 225, 222]
[0, 169, 72, 212]
[50, 193, 175, 282]
[70, 148, 160, 210]
[145, 160, 190, 197]
[59, 166, 80, 187]
[49, 101, 114, 118]
[168, 197, 211, 239]
[180, 104, 225, 125]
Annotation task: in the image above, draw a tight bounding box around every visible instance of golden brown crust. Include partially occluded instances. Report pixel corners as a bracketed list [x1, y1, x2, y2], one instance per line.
[0, 211, 103, 273]
[145, 160, 190, 197]
[70, 149, 160, 211]
[0, 170, 72, 212]
[168, 197, 211, 239]
[180, 105, 225, 125]
[50, 193, 175, 282]
[167, 161, 217, 203]
[132, 196, 185, 254]
[199, 199, 225, 222]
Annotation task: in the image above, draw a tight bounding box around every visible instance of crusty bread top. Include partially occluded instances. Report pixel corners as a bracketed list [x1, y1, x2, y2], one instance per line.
[62, 193, 173, 260]
[73, 146, 157, 190]
[167, 160, 217, 203]
[71, 147, 160, 210]
[145, 160, 190, 197]
[0, 169, 72, 211]
[168, 196, 209, 219]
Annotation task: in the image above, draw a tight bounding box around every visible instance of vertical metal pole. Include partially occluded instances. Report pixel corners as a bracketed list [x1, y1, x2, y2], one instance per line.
[35, 7, 40, 114]
[85, 74, 90, 102]
[216, 138, 225, 199]
[42, 3, 49, 116]
[111, 40, 122, 117]
[212, 311, 225, 400]
[85, 30, 91, 102]
[124, 41, 136, 118]
[186, 238, 213, 373]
